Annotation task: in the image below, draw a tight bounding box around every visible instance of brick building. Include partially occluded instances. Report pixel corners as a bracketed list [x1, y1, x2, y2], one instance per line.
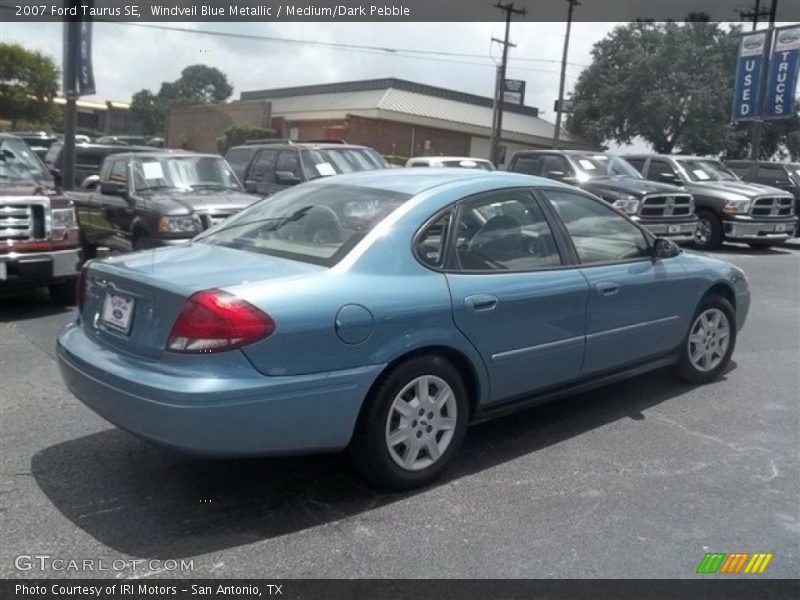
[241, 78, 593, 166]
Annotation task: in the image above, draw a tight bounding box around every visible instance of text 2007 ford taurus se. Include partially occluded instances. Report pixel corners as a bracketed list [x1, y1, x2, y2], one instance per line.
[57, 170, 750, 490]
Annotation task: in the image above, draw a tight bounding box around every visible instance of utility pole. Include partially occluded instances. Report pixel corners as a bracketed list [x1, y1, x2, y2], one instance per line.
[748, 0, 778, 160]
[489, 1, 526, 166]
[62, 20, 78, 191]
[737, 0, 769, 31]
[553, 0, 580, 149]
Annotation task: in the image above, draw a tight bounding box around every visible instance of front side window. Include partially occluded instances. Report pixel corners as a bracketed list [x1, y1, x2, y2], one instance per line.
[542, 155, 571, 177]
[647, 159, 679, 182]
[196, 183, 411, 266]
[624, 157, 646, 173]
[109, 160, 127, 184]
[249, 149, 278, 183]
[545, 189, 650, 264]
[452, 190, 562, 272]
[276, 150, 302, 178]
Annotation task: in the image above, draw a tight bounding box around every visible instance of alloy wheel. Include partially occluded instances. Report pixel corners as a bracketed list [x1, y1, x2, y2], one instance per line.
[385, 375, 458, 471]
[688, 308, 731, 372]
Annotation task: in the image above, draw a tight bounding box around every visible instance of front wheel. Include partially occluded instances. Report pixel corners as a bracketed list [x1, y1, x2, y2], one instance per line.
[133, 232, 155, 251]
[673, 295, 736, 384]
[349, 356, 469, 491]
[693, 211, 724, 251]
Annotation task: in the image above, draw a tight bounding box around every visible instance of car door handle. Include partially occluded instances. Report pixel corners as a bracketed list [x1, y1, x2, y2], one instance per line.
[465, 294, 498, 312]
[594, 281, 620, 296]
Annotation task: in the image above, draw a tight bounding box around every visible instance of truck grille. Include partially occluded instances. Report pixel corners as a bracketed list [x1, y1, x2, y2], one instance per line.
[750, 196, 794, 218]
[639, 194, 693, 217]
[200, 212, 237, 230]
[0, 202, 46, 241]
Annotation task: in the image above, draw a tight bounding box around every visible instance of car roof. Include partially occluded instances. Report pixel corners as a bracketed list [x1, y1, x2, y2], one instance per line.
[303, 167, 568, 196]
[624, 153, 723, 160]
[228, 142, 375, 151]
[409, 156, 492, 162]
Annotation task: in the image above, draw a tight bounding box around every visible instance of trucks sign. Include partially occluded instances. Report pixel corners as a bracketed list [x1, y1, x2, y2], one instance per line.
[731, 32, 767, 122]
[763, 26, 800, 119]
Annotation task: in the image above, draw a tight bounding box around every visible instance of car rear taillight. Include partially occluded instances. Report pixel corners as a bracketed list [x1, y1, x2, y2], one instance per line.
[166, 289, 275, 353]
[76, 266, 88, 311]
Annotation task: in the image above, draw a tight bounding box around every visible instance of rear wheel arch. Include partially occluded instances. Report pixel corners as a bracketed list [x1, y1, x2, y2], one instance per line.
[362, 345, 483, 424]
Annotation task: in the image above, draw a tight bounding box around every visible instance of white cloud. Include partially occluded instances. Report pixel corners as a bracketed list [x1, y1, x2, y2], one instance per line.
[0, 20, 620, 124]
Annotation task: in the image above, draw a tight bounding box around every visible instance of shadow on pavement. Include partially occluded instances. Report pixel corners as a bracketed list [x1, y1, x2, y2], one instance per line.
[31, 365, 734, 559]
[0, 289, 75, 323]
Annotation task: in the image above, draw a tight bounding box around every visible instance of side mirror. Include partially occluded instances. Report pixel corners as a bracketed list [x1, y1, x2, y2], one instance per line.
[652, 237, 681, 260]
[546, 170, 566, 181]
[275, 170, 302, 185]
[658, 172, 681, 185]
[244, 180, 258, 193]
[81, 174, 100, 189]
[100, 181, 125, 197]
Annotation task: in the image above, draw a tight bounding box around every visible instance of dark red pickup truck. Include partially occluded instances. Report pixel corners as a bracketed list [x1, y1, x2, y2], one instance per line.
[1, 133, 82, 303]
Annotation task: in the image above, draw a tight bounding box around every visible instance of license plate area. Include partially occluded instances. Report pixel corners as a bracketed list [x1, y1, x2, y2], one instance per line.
[775, 223, 788, 232]
[668, 224, 683, 234]
[101, 291, 135, 334]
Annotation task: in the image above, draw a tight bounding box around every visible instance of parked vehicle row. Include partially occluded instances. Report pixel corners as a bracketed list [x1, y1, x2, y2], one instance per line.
[624, 155, 797, 249]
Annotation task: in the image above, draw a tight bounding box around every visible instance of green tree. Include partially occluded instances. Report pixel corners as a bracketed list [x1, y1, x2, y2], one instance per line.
[567, 20, 742, 154]
[0, 42, 59, 127]
[129, 65, 233, 136]
[129, 89, 163, 135]
[216, 124, 276, 154]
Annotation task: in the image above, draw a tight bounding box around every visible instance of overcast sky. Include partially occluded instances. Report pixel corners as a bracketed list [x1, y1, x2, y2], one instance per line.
[0, 19, 758, 152]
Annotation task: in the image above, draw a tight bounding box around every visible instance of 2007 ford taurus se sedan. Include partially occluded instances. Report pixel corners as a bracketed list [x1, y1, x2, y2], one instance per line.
[58, 169, 750, 490]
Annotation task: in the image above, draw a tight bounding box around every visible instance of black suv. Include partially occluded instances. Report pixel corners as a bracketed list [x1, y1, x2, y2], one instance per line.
[225, 141, 389, 196]
[725, 160, 800, 236]
[507, 150, 698, 243]
[45, 142, 158, 189]
[626, 154, 797, 249]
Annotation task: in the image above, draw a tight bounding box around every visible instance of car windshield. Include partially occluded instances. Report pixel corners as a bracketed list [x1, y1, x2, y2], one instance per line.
[132, 156, 240, 191]
[678, 159, 738, 182]
[571, 154, 642, 179]
[196, 183, 410, 266]
[0, 137, 52, 184]
[301, 148, 389, 179]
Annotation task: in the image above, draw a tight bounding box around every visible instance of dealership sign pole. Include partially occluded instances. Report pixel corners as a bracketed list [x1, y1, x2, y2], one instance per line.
[763, 25, 800, 119]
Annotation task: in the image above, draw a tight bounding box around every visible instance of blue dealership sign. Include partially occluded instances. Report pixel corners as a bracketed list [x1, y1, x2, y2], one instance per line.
[763, 26, 800, 119]
[731, 31, 768, 122]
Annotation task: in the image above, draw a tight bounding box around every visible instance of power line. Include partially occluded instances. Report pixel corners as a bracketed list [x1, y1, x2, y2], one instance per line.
[108, 21, 590, 70]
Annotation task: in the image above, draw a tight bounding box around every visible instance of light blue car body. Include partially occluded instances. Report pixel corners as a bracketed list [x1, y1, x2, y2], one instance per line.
[57, 170, 750, 456]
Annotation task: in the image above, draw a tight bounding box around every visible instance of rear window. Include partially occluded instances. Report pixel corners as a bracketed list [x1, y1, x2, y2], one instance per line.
[196, 183, 411, 266]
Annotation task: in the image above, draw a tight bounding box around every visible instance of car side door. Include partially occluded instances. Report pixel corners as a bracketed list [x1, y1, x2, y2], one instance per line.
[542, 189, 691, 376]
[244, 148, 280, 196]
[645, 158, 684, 187]
[96, 159, 135, 252]
[507, 153, 544, 176]
[442, 188, 589, 404]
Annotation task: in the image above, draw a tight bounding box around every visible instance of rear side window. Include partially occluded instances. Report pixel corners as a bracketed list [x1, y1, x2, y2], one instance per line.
[45, 142, 62, 165]
[225, 148, 255, 181]
[415, 214, 451, 268]
[756, 165, 790, 184]
[510, 155, 542, 176]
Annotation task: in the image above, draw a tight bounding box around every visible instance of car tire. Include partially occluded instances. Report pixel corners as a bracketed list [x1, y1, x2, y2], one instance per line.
[81, 235, 97, 261]
[673, 295, 737, 385]
[693, 211, 724, 251]
[49, 279, 77, 305]
[348, 355, 470, 491]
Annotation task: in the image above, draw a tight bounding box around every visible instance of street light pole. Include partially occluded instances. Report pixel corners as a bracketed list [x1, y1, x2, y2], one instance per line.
[553, 0, 580, 149]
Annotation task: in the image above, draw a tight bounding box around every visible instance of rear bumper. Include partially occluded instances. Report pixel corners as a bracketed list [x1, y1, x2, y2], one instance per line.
[723, 216, 797, 243]
[57, 323, 383, 456]
[634, 216, 698, 244]
[0, 248, 81, 290]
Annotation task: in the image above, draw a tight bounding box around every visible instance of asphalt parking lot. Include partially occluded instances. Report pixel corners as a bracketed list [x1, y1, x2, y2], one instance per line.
[1, 244, 798, 580]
